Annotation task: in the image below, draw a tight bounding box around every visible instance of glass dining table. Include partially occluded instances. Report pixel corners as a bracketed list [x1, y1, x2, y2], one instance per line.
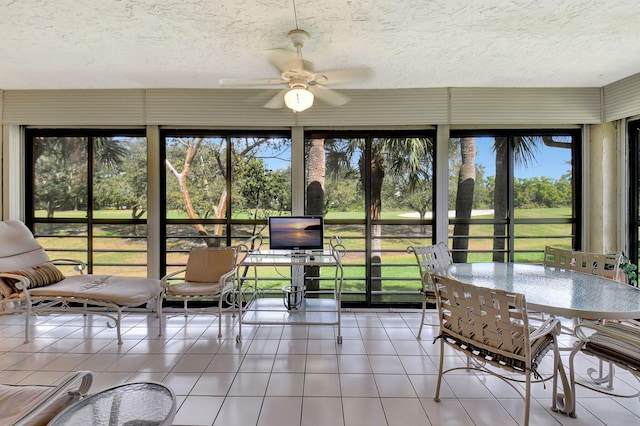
[447, 262, 640, 417]
[448, 262, 640, 320]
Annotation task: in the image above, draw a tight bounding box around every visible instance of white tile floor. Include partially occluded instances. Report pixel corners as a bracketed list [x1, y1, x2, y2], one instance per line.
[1, 309, 639, 425]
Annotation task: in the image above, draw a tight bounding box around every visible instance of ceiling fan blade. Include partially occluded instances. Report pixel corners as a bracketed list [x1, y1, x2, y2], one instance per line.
[309, 85, 350, 106]
[219, 78, 286, 87]
[263, 88, 288, 109]
[265, 48, 303, 72]
[312, 67, 373, 85]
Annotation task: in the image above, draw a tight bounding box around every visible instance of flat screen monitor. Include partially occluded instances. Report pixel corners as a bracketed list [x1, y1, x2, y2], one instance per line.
[268, 216, 324, 251]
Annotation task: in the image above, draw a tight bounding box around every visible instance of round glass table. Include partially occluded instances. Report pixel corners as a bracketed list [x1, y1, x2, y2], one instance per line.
[48, 382, 176, 426]
[448, 262, 640, 320]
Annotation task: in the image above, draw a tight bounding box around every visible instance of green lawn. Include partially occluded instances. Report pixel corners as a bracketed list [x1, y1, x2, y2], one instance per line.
[36, 207, 573, 294]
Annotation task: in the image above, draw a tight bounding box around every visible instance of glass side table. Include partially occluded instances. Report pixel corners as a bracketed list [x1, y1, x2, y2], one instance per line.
[48, 382, 176, 426]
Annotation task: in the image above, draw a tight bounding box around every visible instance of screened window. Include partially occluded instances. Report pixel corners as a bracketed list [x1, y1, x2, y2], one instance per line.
[26, 130, 148, 276]
[162, 131, 292, 277]
[304, 131, 436, 307]
[448, 131, 580, 263]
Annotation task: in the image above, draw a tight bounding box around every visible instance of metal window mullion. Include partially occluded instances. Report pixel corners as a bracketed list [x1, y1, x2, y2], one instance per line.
[364, 136, 372, 306]
[87, 136, 95, 274]
[507, 135, 515, 263]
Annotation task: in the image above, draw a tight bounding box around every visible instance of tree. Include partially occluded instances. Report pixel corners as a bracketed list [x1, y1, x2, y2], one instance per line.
[34, 136, 129, 218]
[93, 138, 147, 228]
[305, 137, 432, 293]
[492, 137, 509, 262]
[493, 136, 544, 261]
[306, 139, 325, 215]
[165, 136, 291, 245]
[166, 137, 214, 241]
[452, 138, 476, 263]
[361, 137, 433, 293]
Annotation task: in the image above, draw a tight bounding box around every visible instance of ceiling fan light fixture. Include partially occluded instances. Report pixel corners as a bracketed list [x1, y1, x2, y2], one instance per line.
[284, 87, 314, 112]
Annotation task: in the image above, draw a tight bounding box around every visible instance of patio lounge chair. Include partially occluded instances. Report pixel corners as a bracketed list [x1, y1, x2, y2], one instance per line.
[0, 220, 163, 344]
[1, 370, 92, 426]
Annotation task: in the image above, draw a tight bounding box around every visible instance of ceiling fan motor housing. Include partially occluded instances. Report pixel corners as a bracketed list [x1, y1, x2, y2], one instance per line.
[287, 29, 310, 48]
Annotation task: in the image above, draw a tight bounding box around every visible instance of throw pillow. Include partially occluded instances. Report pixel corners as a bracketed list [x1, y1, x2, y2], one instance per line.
[2, 262, 65, 293]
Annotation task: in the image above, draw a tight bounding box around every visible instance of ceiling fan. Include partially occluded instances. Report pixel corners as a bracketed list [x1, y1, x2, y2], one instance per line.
[219, 29, 372, 112]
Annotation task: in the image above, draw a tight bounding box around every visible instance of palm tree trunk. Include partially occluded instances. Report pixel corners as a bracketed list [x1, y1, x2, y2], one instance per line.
[493, 137, 509, 262]
[305, 139, 325, 294]
[453, 138, 476, 263]
[306, 139, 325, 214]
[367, 152, 385, 296]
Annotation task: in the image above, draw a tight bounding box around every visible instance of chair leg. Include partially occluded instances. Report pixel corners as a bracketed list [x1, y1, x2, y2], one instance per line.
[157, 295, 163, 337]
[524, 370, 531, 426]
[417, 296, 426, 340]
[434, 338, 445, 402]
[115, 307, 123, 345]
[183, 300, 188, 317]
[567, 344, 581, 417]
[551, 343, 559, 413]
[218, 293, 223, 338]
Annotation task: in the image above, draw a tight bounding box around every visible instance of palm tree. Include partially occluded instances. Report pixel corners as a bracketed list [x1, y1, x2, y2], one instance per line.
[492, 136, 542, 261]
[33, 136, 128, 219]
[306, 139, 326, 215]
[452, 135, 542, 263]
[305, 136, 432, 295]
[452, 138, 476, 263]
[305, 139, 326, 294]
[362, 137, 433, 293]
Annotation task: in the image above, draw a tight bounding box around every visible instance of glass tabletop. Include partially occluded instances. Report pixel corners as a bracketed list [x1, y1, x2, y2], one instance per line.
[242, 249, 340, 266]
[48, 382, 176, 426]
[448, 262, 640, 319]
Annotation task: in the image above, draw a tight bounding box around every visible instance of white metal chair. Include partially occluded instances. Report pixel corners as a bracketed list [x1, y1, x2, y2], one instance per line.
[432, 274, 564, 426]
[543, 246, 575, 269]
[161, 246, 238, 338]
[0, 370, 93, 426]
[572, 251, 622, 280]
[407, 242, 452, 339]
[568, 321, 640, 417]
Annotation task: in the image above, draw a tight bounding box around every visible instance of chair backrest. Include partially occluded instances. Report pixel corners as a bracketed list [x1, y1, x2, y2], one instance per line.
[184, 247, 237, 283]
[432, 274, 532, 369]
[0, 220, 50, 271]
[408, 242, 453, 281]
[572, 251, 621, 280]
[543, 246, 574, 269]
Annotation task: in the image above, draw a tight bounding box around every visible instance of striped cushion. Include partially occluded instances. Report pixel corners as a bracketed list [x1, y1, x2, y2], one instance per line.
[2, 262, 65, 293]
[442, 320, 554, 374]
[584, 322, 640, 371]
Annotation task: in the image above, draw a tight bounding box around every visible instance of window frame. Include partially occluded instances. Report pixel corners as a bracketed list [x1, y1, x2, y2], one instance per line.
[448, 128, 582, 262]
[25, 128, 148, 275]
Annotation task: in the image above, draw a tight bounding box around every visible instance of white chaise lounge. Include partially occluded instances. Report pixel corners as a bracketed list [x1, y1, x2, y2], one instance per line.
[0, 220, 162, 344]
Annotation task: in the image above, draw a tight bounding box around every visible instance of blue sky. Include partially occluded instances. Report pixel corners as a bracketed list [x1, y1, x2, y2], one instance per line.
[473, 137, 571, 180]
[258, 136, 572, 180]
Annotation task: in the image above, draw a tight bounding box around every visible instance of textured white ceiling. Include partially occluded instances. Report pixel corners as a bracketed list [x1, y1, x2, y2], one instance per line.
[1, 0, 640, 90]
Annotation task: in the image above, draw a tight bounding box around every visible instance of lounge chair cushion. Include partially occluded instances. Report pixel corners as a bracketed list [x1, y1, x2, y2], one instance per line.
[2, 262, 65, 293]
[167, 281, 223, 296]
[0, 383, 76, 426]
[28, 275, 162, 307]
